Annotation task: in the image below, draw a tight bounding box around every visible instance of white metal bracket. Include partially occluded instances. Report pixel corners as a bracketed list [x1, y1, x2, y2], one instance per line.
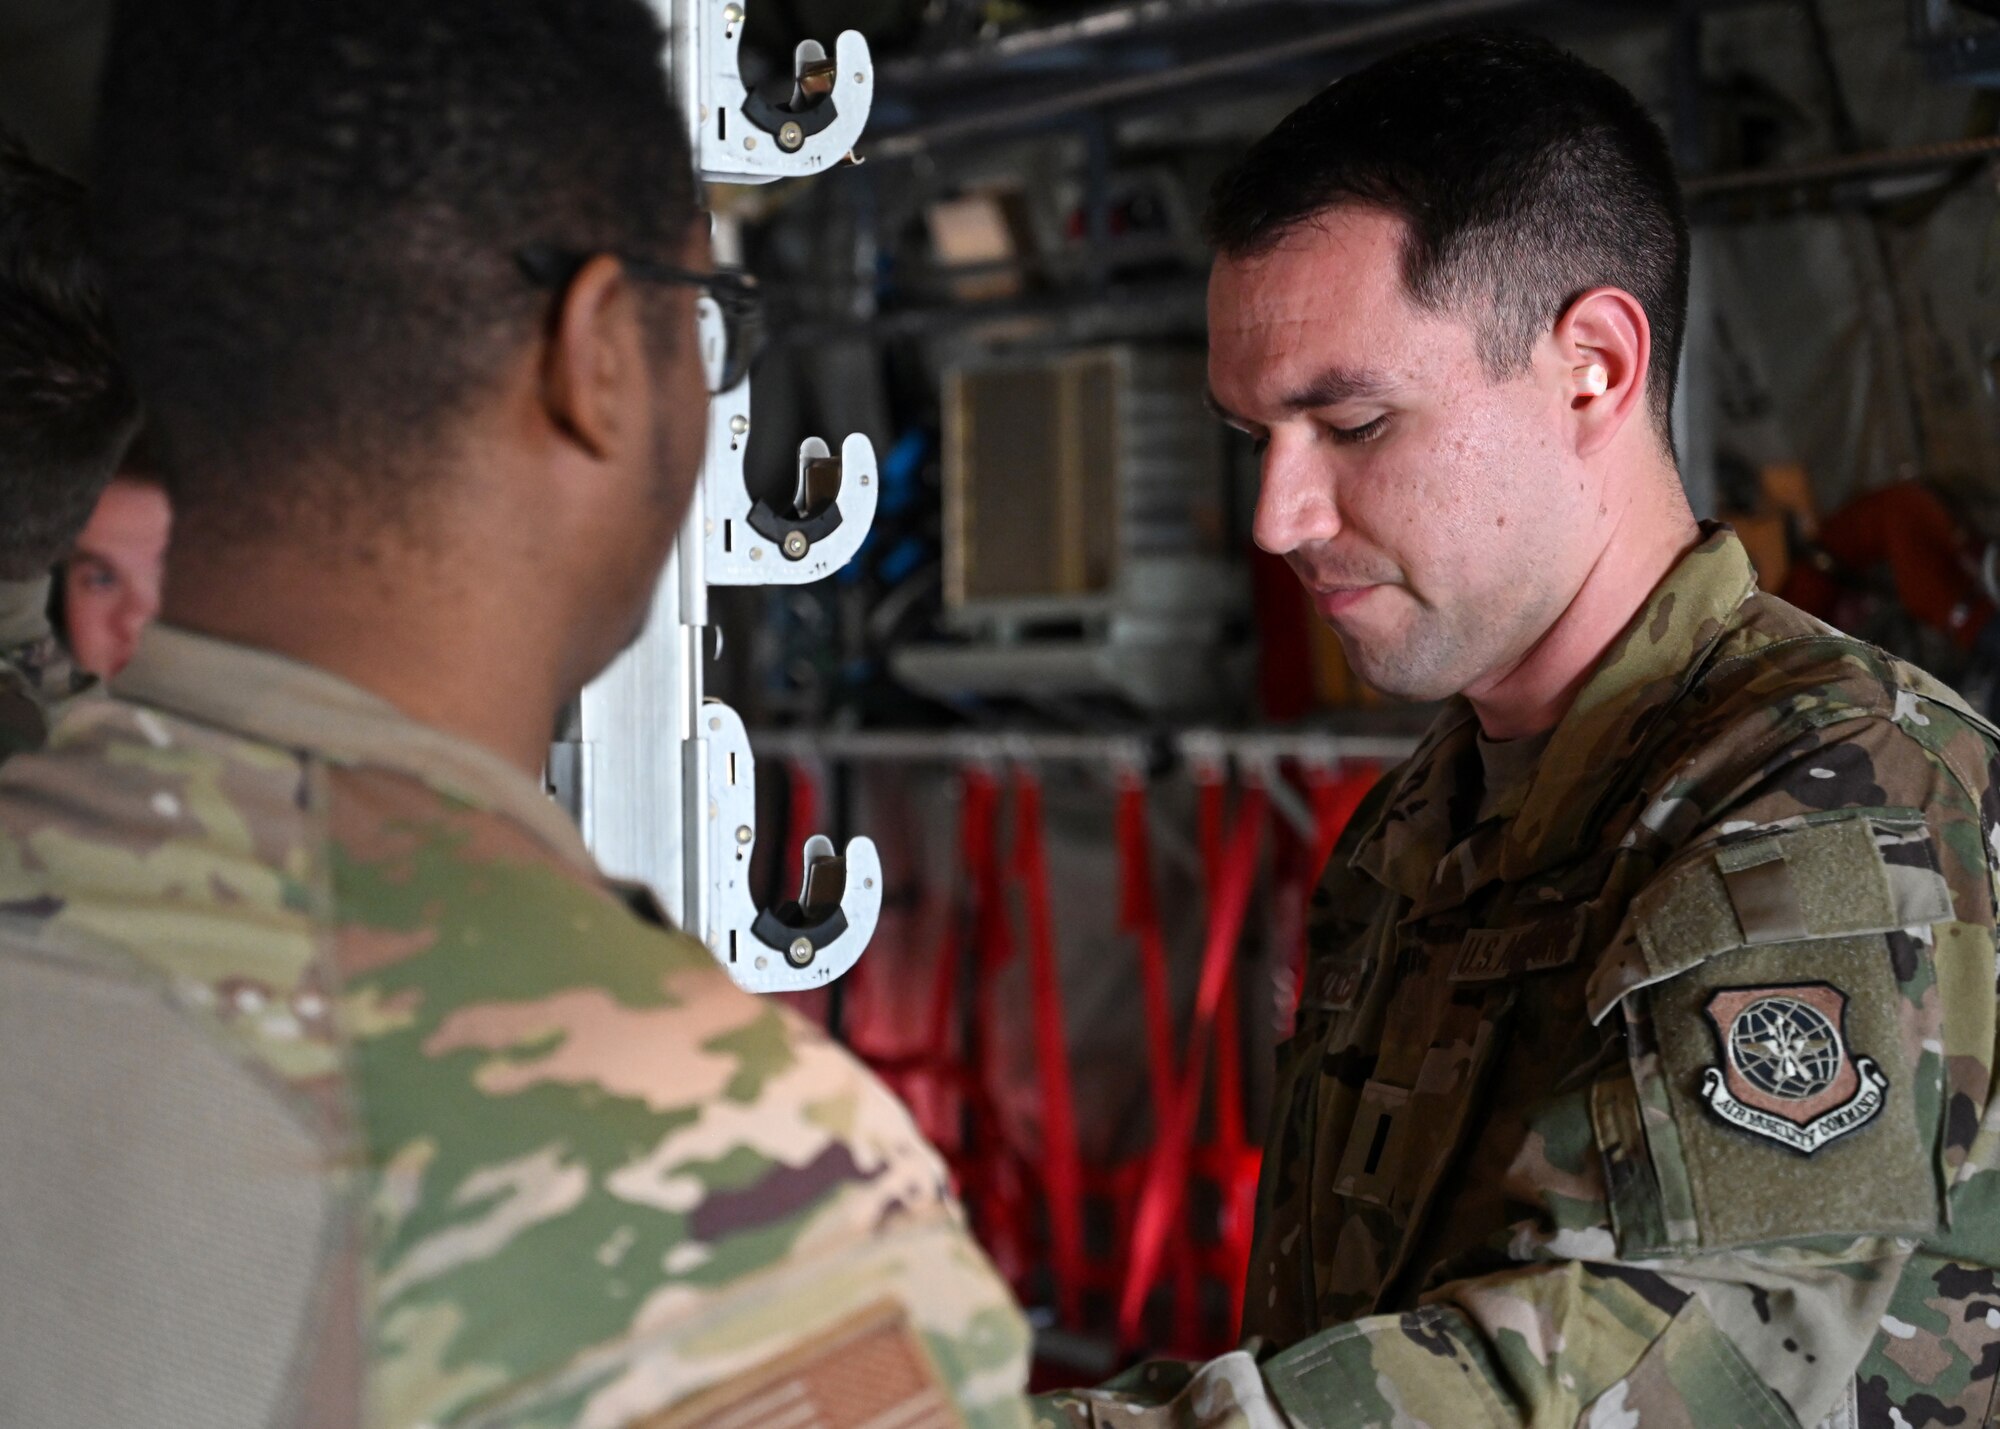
[691, 699, 882, 992]
[697, 297, 880, 585]
[670, 0, 875, 184]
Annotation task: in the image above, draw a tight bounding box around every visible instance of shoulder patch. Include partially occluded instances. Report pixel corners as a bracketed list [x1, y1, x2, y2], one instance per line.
[1698, 982, 1888, 1154]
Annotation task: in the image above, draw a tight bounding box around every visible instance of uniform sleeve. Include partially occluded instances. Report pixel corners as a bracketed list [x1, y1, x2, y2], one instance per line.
[1037, 710, 2000, 1429]
[1035, 1260, 1803, 1427]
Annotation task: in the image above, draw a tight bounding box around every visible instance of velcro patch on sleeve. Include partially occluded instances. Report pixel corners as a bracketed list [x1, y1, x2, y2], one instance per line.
[635, 1300, 963, 1429]
[1587, 811, 1950, 1019]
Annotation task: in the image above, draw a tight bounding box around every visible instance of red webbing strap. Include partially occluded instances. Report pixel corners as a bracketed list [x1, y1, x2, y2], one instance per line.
[1011, 767, 1088, 1328]
[1116, 773, 1178, 1132]
[1309, 762, 1378, 874]
[1199, 776, 1247, 1154]
[958, 766, 1032, 1287]
[784, 757, 823, 879]
[925, 915, 962, 1074]
[1118, 776, 1267, 1346]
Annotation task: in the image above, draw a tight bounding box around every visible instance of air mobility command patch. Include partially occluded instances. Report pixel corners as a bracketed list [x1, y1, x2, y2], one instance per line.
[1699, 982, 1887, 1154]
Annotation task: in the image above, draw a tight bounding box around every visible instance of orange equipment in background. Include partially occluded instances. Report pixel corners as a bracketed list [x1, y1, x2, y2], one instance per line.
[1781, 481, 2000, 658]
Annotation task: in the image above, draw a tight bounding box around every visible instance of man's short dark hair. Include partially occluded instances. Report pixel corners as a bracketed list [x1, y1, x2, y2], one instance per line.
[0, 133, 140, 582]
[1206, 31, 1689, 444]
[93, 0, 698, 542]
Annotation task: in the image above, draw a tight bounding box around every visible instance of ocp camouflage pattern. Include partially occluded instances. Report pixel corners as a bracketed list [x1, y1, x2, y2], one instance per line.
[1036, 525, 2000, 1428]
[0, 625, 1034, 1428]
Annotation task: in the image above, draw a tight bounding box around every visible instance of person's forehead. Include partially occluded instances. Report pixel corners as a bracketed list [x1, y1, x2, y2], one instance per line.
[1206, 206, 1469, 411]
[1208, 207, 1411, 327]
[80, 479, 171, 546]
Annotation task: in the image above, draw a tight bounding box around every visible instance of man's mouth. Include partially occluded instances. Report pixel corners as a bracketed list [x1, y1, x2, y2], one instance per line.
[1310, 583, 1381, 619]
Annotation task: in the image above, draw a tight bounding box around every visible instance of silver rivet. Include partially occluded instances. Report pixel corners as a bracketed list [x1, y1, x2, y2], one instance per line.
[853, 72, 863, 84]
[729, 414, 748, 435]
[755, 955, 768, 970]
[723, 4, 743, 22]
[864, 878, 875, 890]
[744, 136, 758, 151]
[708, 716, 721, 731]
[787, 937, 815, 967]
[750, 547, 763, 561]
[735, 824, 753, 845]
[778, 121, 805, 152]
[782, 530, 809, 559]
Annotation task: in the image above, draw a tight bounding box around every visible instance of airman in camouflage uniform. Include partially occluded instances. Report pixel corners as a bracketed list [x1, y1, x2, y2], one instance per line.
[1040, 28, 2000, 1429]
[0, 626, 1032, 1427]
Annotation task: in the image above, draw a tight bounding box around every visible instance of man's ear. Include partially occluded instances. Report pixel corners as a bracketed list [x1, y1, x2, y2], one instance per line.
[1552, 286, 1652, 459]
[540, 254, 645, 462]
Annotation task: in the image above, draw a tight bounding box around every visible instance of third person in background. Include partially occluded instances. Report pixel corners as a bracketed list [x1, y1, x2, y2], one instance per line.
[57, 439, 171, 679]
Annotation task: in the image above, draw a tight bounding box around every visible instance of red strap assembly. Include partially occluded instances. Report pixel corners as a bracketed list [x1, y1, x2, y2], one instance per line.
[783, 757, 824, 878]
[1118, 766, 1267, 1348]
[960, 765, 1036, 1289]
[1012, 766, 1089, 1329]
[1308, 762, 1377, 874]
[1116, 771, 1178, 1139]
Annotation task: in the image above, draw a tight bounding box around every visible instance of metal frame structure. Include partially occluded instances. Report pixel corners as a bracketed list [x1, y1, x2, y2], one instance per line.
[554, 1, 883, 994]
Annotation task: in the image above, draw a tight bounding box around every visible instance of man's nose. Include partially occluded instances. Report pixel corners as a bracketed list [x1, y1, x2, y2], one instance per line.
[1252, 436, 1341, 556]
[111, 594, 151, 645]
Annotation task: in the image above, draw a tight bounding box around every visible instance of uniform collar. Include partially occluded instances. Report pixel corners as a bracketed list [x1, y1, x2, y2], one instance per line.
[116, 623, 597, 876]
[1351, 525, 1757, 900]
[0, 576, 52, 649]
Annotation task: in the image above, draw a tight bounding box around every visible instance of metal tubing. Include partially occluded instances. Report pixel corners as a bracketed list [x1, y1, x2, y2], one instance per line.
[1683, 134, 2000, 199]
[746, 728, 1419, 766]
[868, 0, 1536, 158]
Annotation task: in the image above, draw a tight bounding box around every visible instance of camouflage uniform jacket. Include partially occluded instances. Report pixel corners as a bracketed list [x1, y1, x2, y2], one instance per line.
[0, 625, 1033, 1429]
[0, 574, 92, 762]
[1232, 525, 2000, 1427]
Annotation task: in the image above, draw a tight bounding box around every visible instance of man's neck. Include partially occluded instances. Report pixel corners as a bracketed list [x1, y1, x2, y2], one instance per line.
[161, 540, 567, 777]
[1467, 466, 1701, 741]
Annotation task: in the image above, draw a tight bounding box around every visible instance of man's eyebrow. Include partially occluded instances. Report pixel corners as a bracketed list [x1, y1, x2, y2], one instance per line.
[1203, 367, 1394, 425]
[1280, 366, 1392, 410]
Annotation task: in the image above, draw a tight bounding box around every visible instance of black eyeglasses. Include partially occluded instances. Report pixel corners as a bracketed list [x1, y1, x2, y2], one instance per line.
[516, 244, 765, 395]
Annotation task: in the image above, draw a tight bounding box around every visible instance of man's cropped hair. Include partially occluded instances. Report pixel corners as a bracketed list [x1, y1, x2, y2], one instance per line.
[0, 132, 140, 581]
[1207, 31, 1690, 444]
[93, 0, 698, 541]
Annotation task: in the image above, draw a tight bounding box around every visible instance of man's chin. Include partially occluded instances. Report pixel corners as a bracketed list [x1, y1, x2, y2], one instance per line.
[1338, 635, 1464, 705]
